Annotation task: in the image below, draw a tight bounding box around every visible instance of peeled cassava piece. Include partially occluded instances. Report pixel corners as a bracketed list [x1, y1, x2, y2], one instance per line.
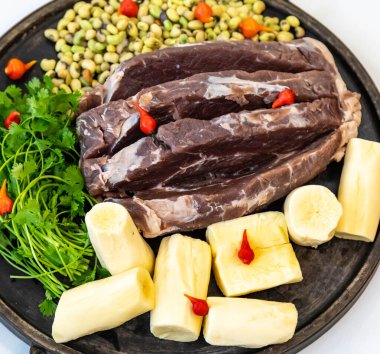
[284, 185, 343, 248]
[150, 234, 212, 342]
[52, 267, 155, 343]
[203, 297, 298, 348]
[336, 138, 380, 242]
[85, 202, 154, 275]
[206, 212, 302, 297]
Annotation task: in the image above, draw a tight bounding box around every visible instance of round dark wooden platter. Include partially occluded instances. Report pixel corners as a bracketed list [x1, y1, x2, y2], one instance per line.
[0, 0, 379, 353]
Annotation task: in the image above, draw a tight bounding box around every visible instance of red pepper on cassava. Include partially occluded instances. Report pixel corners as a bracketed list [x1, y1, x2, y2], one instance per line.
[272, 89, 296, 109]
[5, 58, 37, 81]
[4, 111, 20, 129]
[184, 294, 209, 316]
[238, 229, 255, 265]
[194, 2, 213, 23]
[239, 18, 273, 39]
[0, 180, 14, 216]
[133, 102, 157, 135]
[118, 0, 139, 17]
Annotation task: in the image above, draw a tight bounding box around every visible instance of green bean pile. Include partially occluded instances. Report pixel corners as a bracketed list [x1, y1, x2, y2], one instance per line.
[42, 0, 305, 93]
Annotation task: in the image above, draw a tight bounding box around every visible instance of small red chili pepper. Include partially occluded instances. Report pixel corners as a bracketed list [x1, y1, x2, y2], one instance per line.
[0, 180, 14, 216]
[194, 2, 213, 23]
[239, 18, 273, 39]
[132, 102, 157, 135]
[238, 229, 255, 265]
[272, 89, 296, 109]
[4, 111, 20, 129]
[5, 58, 37, 81]
[184, 294, 209, 316]
[118, 0, 139, 17]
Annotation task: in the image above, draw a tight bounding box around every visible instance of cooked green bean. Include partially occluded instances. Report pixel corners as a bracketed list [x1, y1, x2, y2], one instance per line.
[44, 0, 306, 90]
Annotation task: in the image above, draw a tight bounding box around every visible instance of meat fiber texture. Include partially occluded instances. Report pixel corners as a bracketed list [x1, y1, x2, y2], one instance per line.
[77, 38, 361, 238]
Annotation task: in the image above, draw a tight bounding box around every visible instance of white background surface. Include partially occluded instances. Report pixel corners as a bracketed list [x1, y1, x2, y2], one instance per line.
[0, 1, 379, 353]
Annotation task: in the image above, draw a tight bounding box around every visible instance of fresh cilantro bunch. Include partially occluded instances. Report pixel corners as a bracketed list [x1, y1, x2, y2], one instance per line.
[0, 77, 103, 316]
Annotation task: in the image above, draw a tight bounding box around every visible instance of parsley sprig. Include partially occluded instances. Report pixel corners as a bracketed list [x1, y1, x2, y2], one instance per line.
[0, 77, 101, 316]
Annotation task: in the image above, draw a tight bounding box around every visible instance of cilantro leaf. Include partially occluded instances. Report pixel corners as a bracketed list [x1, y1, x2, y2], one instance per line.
[62, 165, 85, 194]
[13, 199, 42, 227]
[38, 298, 57, 317]
[0, 77, 97, 317]
[11, 160, 37, 181]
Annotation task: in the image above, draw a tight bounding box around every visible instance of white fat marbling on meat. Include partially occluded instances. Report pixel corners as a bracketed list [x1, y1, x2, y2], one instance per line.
[138, 91, 154, 109]
[134, 198, 162, 236]
[204, 75, 287, 101]
[119, 112, 139, 137]
[104, 139, 147, 182]
[145, 195, 199, 224]
[104, 71, 124, 104]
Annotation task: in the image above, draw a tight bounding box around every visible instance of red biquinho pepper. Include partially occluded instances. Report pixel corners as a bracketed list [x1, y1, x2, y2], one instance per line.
[194, 2, 213, 23]
[5, 58, 37, 81]
[272, 89, 296, 109]
[184, 294, 209, 316]
[118, 0, 139, 17]
[4, 111, 20, 129]
[133, 102, 157, 135]
[0, 180, 14, 216]
[239, 18, 273, 39]
[238, 229, 255, 265]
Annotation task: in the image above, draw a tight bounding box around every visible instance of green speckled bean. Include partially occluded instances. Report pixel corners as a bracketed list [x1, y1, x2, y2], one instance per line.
[61, 44, 72, 54]
[164, 38, 176, 46]
[188, 20, 203, 30]
[277, 31, 294, 42]
[232, 31, 244, 40]
[164, 20, 173, 31]
[286, 15, 300, 28]
[141, 15, 155, 25]
[107, 24, 118, 35]
[138, 21, 150, 32]
[64, 9, 76, 21]
[259, 32, 276, 41]
[167, 8, 179, 22]
[116, 18, 128, 31]
[179, 16, 188, 29]
[40, 59, 56, 72]
[183, 10, 194, 21]
[149, 4, 161, 19]
[45, 29, 59, 42]
[120, 52, 134, 62]
[91, 18, 102, 29]
[141, 46, 153, 53]
[144, 37, 162, 49]
[253, 1, 266, 14]
[73, 52, 85, 62]
[295, 26, 305, 38]
[127, 22, 138, 37]
[280, 20, 290, 32]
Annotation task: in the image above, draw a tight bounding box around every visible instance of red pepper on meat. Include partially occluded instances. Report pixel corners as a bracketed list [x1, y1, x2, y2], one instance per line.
[272, 89, 296, 109]
[184, 294, 209, 316]
[4, 111, 20, 129]
[132, 102, 157, 135]
[5, 58, 36, 81]
[194, 2, 213, 23]
[0, 180, 14, 216]
[238, 229, 255, 265]
[118, 0, 139, 17]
